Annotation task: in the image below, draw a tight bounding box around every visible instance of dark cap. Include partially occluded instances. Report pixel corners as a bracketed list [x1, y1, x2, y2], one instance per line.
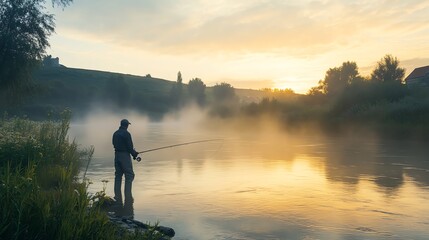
[120, 119, 131, 127]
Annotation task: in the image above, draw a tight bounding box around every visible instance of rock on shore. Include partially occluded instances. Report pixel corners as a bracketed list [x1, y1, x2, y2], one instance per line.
[100, 197, 175, 239]
[107, 213, 175, 239]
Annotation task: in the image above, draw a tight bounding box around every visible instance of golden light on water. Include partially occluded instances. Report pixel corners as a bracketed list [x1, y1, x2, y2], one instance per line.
[73, 117, 429, 239]
[133, 149, 428, 235]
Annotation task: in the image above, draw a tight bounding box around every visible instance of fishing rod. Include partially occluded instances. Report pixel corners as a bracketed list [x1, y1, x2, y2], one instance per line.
[134, 139, 222, 162]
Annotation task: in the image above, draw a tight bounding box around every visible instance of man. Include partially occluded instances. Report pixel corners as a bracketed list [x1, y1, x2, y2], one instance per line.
[112, 119, 139, 205]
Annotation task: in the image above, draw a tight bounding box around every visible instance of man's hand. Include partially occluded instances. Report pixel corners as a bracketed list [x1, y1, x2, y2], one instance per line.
[132, 151, 138, 159]
[132, 150, 141, 162]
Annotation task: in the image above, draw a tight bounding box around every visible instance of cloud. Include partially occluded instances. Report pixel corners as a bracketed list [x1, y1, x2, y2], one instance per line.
[48, 0, 429, 94]
[400, 57, 429, 75]
[52, 0, 429, 57]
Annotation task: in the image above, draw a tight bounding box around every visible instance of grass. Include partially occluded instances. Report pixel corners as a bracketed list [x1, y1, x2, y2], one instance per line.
[2, 66, 271, 120]
[30, 67, 177, 119]
[0, 111, 167, 240]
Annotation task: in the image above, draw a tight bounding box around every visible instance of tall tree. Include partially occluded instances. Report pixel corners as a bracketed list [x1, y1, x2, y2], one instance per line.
[210, 82, 237, 118]
[0, 0, 72, 93]
[177, 71, 182, 85]
[170, 71, 184, 107]
[188, 78, 206, 106]
[319, 61, 361, 95]
[371, 54, 405, 83]
[212, 82, 236, 102]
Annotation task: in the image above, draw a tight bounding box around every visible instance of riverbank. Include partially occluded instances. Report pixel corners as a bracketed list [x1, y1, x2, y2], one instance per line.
[0, 113, 173, 240]
[106, 207, 175, 239]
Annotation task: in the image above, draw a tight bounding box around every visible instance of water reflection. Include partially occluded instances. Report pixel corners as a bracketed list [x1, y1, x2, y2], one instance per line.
[71, 122, 429, 240]
[317, 138, 429, 191]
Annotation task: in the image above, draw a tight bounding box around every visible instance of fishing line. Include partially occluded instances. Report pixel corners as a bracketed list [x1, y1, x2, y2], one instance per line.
[135, 139, 224, 162]
[206, 138, 224, 160]
[137, 139, 222, 154]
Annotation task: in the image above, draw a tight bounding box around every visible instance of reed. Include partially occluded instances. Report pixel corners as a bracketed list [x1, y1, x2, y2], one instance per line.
[0, 111, 166, 240]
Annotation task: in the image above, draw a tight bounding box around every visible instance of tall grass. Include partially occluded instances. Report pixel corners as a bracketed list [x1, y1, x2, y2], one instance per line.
[0, 111, 166, 240]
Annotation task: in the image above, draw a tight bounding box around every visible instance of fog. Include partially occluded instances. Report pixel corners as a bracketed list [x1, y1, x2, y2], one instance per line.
[68, 105, 429, 239]
[69, 104, 296, 159]
[70, 105, 216, 158]
[68, 103, 411, 166]
[70, 104, 429, 189]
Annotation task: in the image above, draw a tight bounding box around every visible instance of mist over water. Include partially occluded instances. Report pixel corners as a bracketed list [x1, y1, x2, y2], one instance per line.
[70, 109, 429, 240]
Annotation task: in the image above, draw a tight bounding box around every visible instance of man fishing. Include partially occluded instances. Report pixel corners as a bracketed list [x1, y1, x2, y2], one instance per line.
[112, 119, 139, 205]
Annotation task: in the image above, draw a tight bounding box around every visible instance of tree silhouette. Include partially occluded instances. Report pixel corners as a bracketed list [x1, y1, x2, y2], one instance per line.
[371, 55, 405, 83]
[170, 71, 184, 107]
[209, 83, 237, 118]
[319, 61, 362, 95]
[177, 71, 183, 85]
[0, 0, 73, 93]
[212, 82, 236, 102]
[188, 78, 206, 106]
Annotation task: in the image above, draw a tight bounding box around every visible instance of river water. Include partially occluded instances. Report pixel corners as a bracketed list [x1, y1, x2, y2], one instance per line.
[71, 118, 429, 240]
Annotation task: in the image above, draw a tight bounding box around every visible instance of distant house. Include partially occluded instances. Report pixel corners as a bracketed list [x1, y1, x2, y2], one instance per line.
[43, 55, 60, 67]
[405, 65, 429, 87]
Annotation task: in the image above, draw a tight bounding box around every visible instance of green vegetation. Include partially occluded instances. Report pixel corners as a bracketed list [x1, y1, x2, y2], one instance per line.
[208, 82, 239, 118]
[188, 78, 206, 107]
[1, 67, 177, 119]
[0, 0, 73, 102]
[2, 52, 428, 141]
[239, 55, 429, 140]
[2, 66, 246, 120]
[170, 71, 185, 108]
[0, 112, 166, 240]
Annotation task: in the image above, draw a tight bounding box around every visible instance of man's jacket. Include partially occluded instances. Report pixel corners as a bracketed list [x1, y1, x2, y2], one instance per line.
[112, 126, 138, 157]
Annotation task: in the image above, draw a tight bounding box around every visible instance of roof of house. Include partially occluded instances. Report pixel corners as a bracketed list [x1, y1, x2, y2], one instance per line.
[405, 65, 429, 81]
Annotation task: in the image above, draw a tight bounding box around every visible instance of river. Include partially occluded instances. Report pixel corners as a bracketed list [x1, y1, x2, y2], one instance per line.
[71, 117, 429, 240]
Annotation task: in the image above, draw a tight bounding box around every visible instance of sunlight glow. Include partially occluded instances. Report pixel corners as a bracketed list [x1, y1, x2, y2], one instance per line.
[47, 0, 429, 93]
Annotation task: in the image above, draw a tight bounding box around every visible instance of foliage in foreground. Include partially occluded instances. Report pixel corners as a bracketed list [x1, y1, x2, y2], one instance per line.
[0, 112, 165, 240]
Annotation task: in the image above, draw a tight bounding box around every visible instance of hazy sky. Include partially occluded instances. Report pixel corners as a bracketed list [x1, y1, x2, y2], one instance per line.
[48, 0, 429, 93]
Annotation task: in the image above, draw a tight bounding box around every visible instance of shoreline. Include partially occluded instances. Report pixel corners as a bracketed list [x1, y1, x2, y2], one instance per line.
[100, 197, 176, 239]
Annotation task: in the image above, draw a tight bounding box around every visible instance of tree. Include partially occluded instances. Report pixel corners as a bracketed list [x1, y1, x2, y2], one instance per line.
[0, 0, 72, 93]
[319, 61, 362, 95]
[176, 71, 183, 97]
[177, 71, 182, 85]
[307, 85, 323, 96]
[188, 78, 206, 106]
[371, 54, 405, 83]
[212, 82, 236, 102]
[170, 71, 184, 107]
[209, 82, 237, 118]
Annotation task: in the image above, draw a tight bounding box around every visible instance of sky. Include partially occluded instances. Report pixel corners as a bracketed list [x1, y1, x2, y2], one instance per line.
[47, 0, 429, 93]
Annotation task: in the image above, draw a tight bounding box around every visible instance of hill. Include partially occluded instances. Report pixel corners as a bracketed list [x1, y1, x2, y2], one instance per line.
[30, 66, 176, 118]
[2, 66, 273, 120]
[0, 66, 174, 119]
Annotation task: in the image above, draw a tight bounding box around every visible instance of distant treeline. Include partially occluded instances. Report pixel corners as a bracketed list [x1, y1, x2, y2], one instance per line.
[3, 0, 427, 139]
[0, 67, 239, 120]
[231, 55, 429, 140]
[2, 54, 429, 140]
